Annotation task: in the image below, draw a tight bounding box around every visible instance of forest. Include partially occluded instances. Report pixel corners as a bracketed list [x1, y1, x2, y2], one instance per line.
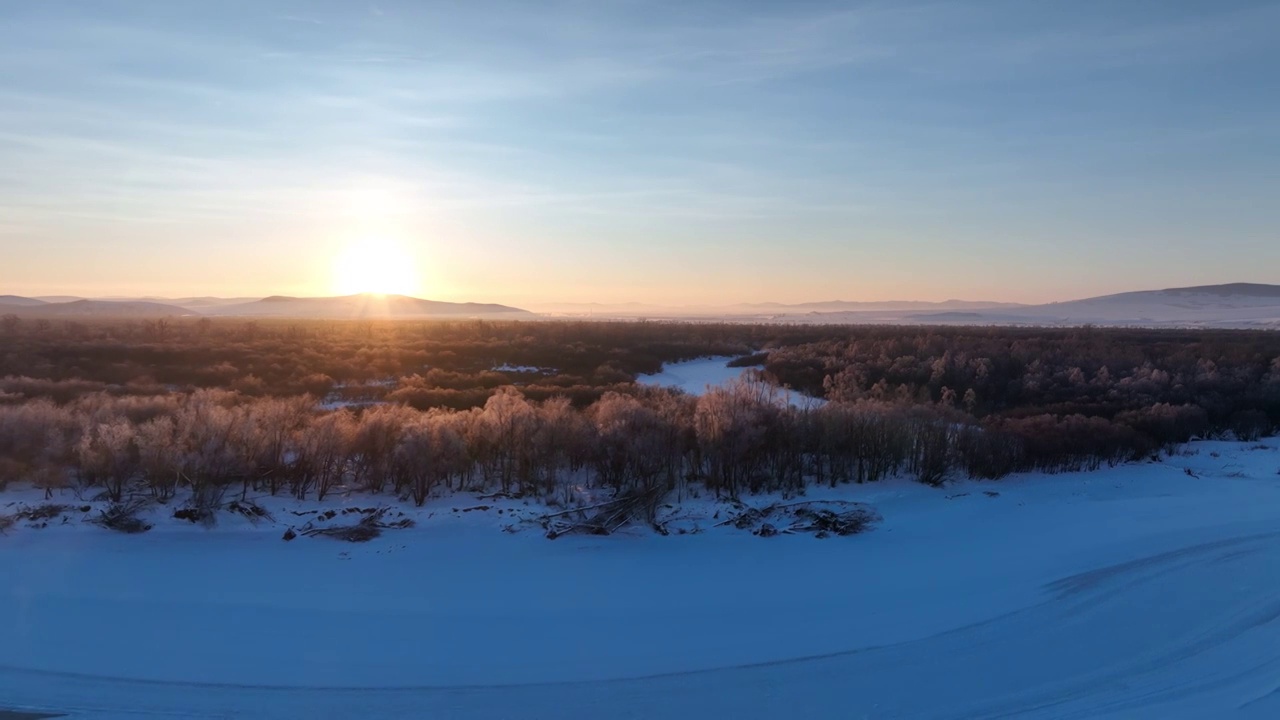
[0, 316, 1277, 510]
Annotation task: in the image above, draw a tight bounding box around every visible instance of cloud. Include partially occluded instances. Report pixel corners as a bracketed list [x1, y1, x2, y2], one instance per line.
[1, 0, 1275, 278]
[278, 14, 323, 25]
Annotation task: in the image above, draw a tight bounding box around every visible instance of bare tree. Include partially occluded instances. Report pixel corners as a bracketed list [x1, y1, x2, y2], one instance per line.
[75, 420, 137, 502]
[135, 416, 181, 501]
[393, 413, 468, 506]
[295, 410, 356, 500]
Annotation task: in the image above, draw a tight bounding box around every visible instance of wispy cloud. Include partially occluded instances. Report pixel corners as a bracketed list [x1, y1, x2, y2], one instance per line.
[277, 14, 323, 26]
[1, 0, 1276, 299]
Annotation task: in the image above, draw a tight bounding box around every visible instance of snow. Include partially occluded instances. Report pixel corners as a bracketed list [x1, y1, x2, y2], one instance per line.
[3, 439, 1280, 718]
[636, 355, 749, 394]
[316, 398, 386, 410]
[317, 378, 398, 409]
[490, 364, 556, 373]
[638, 356, 826, 407]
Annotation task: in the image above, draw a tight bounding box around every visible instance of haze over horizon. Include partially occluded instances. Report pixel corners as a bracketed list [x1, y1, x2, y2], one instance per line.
[2, 1, 1277, 305]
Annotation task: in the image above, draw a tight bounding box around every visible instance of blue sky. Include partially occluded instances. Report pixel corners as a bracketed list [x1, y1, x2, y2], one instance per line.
[1, 0, 1276, 304]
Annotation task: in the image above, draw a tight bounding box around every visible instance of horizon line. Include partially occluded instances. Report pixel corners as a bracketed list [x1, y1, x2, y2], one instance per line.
[5, 280, 1280, 309]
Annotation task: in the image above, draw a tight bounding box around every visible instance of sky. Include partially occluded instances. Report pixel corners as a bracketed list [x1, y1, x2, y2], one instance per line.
[1, 0, 1277, 306]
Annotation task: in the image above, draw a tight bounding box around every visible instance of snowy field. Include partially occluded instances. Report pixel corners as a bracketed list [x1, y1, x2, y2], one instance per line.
[2, 439, 1280, 718]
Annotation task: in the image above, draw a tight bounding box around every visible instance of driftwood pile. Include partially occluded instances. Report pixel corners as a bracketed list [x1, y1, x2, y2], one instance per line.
[540, 486, 667, 539]
[295, 507, 414, 543]
[718, 500, 880, 538]
[173, 498, 274, 527]
[1, 502, 79, 532]
[225, 499, 274, 523]
[92, 500, 153, 534]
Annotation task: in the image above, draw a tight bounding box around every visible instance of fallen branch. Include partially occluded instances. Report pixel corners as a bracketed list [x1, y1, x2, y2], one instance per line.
[539, 496, 630, 521]
[92, 499, 152, 534]
[717, 500, 880, 537]
[297, 507, 415, 543]
[476, 491, 522, 501]
[226, 499, 275, 524]
[542, 486, 667, 539]
[712, 499, 840, 528]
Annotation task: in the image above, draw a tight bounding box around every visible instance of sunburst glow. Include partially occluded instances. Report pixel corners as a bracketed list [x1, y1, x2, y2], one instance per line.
[331, 237, 421, 296]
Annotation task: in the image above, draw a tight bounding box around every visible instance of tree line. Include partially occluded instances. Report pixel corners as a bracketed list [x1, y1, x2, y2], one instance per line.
[0, 316, 782, 402]
[759, 327, 1280, 432]
[0, 320, 1277, 507]
[1, 375, 1272, 509]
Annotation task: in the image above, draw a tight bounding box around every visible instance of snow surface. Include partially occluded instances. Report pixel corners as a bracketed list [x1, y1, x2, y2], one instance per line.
[3, 439, 1280, 718]
[315, 398, 386, 410]
[490, 364, 556, 373]
[636, 355, 749, 395]
[638, 356, 826, 408]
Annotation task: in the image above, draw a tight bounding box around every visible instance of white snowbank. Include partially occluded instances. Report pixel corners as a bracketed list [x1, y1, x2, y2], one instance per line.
[3, 439, 1280, 718]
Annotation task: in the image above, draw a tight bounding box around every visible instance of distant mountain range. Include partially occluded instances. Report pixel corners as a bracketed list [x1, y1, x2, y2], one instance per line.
[0, 299, 196, 318]
[0, 295, 49, 307]
[0, 294, 531, 319]
[763, 283, 1280, 329]
[200, 295, 530, 318]
[529, 283, 1280, 329]
[530, 299, 1027, 315]
[2, 284, 1278, 327]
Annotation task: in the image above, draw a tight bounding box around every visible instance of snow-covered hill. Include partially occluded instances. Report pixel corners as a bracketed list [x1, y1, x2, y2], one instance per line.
[3, 438, 1279, 718]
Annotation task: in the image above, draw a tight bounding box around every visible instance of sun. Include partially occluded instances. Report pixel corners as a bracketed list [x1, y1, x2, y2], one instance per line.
[331, 237, 422, 297]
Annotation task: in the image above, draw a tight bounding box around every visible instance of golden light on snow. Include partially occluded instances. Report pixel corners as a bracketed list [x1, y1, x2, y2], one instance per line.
[331, 236, 421, 296]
